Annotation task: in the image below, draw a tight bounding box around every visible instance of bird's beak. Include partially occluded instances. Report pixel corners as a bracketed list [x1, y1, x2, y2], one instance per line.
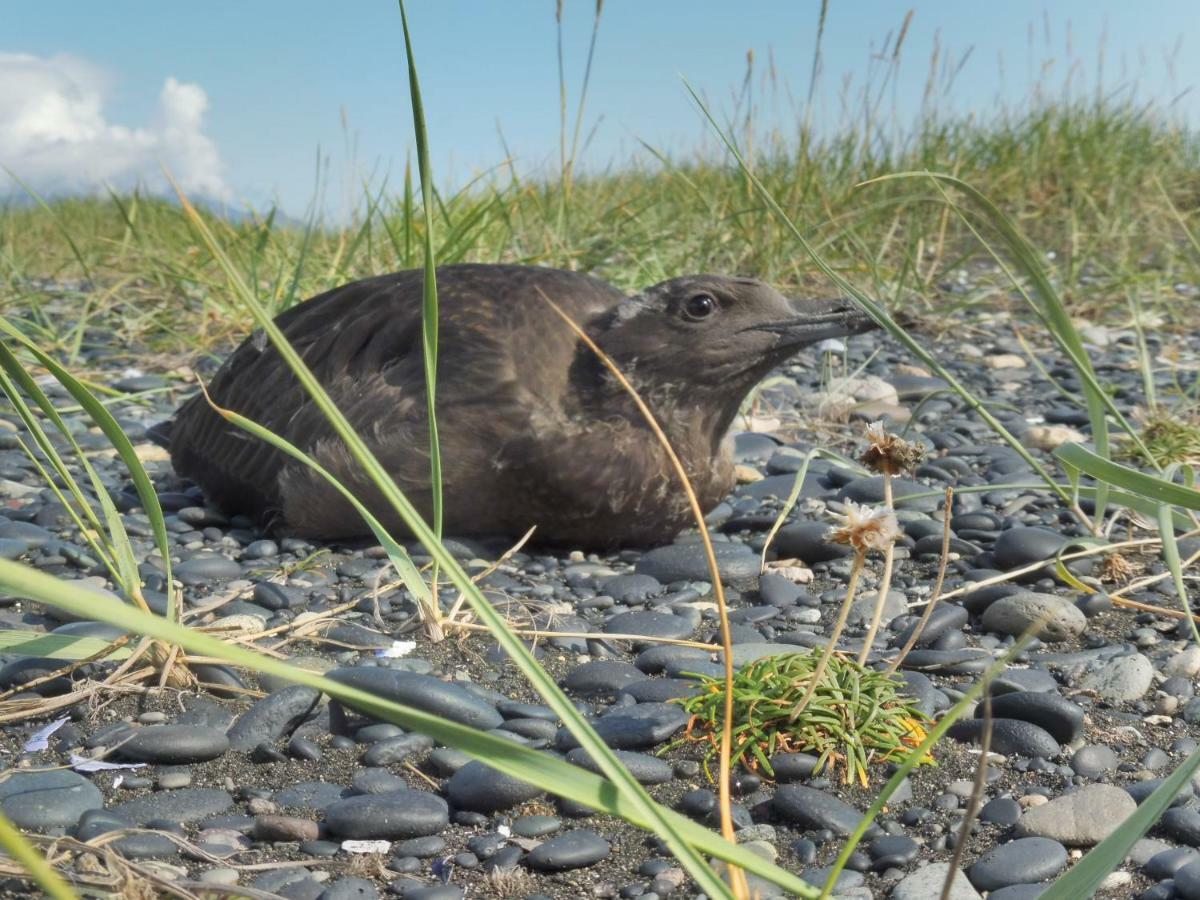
[744, 298, 877, 345]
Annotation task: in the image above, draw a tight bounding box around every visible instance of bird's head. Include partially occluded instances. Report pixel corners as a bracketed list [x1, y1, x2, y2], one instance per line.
[576, 274, 874, 444]
[589, 274, 873, 397]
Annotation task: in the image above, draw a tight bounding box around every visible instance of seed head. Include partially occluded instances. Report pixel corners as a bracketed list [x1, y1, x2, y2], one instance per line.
[827, 501, 902, 555]
[861, 421, 925, 475]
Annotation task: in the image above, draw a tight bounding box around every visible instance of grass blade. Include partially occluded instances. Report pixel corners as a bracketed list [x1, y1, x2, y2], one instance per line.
[1056, 442, 1200, 510]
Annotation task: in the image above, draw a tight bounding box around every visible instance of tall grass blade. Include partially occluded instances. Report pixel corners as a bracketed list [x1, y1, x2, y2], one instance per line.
[1056, 442, 1200, 510]
[397, 0, 444, 550]
[0, 321, 175, 615]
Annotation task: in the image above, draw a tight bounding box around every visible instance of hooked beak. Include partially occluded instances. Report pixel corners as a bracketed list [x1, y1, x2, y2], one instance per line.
[742, 298, 877, 345]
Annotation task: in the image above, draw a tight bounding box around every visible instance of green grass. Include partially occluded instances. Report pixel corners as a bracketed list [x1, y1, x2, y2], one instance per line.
[669, 652, 932, 786]
[1, 94, 1198, 357]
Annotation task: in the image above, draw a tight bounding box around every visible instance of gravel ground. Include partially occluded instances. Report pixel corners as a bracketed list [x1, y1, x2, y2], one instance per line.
[3, 277, 1200, 900]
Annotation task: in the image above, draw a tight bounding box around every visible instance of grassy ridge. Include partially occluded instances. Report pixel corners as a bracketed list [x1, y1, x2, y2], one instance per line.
[1, 96, 1197, 356]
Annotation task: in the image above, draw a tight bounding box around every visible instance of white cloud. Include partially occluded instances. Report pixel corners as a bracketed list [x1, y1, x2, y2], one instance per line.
[0, 52, 231, 201]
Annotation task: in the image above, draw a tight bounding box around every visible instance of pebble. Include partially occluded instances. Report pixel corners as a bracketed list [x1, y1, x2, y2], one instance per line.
[1013, 783, 1136, 845]
[115, 725, 230, 763]
[946, 718, 1060, 758]
[445, 761, 545, 812]
[980, 592, 1087, 642]
[0, 770, 102, 831]
[562, 660, 646, 695]
[1077, 652, 1155, 701]
[1069, 745, 1119, 778]
[892, 862, 982, 900]
[979, 691, 1085, 743]
[967, 836, 1068, 891]
[525, 830, 611, 871]
[565, 748, 673, 784]
[772, 785, 874, 837]
[174, 554, 243, 584]
[991, 527, 1069, 570]
[326, 668, 503, 730]
[634, 541, 760, 583]
[227, 685, 324, 751]
[323, 790, 448, 839]
[1174, 859, 1200, 900]
[109, 788, 234, 825]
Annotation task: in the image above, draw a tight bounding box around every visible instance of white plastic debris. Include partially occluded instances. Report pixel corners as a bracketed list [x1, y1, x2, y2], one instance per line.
[24, 717, 68, 753]
[69, 754, 147, 773]
[341, 840, 391, 854]
[375, 640, 418, 659]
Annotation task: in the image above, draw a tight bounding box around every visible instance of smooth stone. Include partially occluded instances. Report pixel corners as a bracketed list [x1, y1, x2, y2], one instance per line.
[980, 797, 1022, 826]
[598, 574, 663, 603]
[945, 719, 1059, 758]
[992, 527, 1069, 570]
[323, 790, 448, 839]
[891, 862, 982, 900]
[1172, 859, 1200, 900]
[525, 830, 611, 871]
[1070, 745, 1119, 778]
[771, 521, 853, 564]
[110, 788, 233, 825]
[978, 691, 1084, 743]
[899, 648, 993, 674]
[0, 770, 102, 831]
[1077, 653, 1154, 701]
[1163, 808, 1200, 846]
[967, 837, 1067, 891]
[1145, 847, 1200, 880]
[318, 877, 378, 900]
[175, 555, 243, 585]
[772, 785, 874, 837]
[562, 660, 646, 696]
[565, 748, 673, 784]
[325, 668, 502, 730]
[840, 476, 939, 511]
[227, 685, 324, 751]
[980, 592, 1087, 642]
[115, 725, 230, 763]
[445, 760, 544, 813]
[275, 782, 350, 810]
[1014, 784, 1135, 845]
[867, 834, 920, 869]
[634, 542, 760, 584]
[889, 604, 969, 648]
[512, 815, 562, 838]
[603, 610, 694, 643]
[621, 678, 702, 703]
[556, 703, 689, 751]
[990, 668, 1059, 695]
[769, 753, 821, 782]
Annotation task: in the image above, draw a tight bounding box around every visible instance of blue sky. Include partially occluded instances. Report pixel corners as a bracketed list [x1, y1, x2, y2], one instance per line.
[3, 2, 1197, 219]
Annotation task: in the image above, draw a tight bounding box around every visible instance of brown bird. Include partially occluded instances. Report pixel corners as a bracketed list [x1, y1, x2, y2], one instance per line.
[166, 264, 871, 547]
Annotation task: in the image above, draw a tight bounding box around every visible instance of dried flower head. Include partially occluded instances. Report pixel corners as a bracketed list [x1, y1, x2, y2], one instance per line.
[1101, 552, 1135, 585]
[827, 501, 902, 555]
[861, 421, 925, 475]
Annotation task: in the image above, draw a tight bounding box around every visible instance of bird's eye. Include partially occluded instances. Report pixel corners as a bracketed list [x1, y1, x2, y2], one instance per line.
[682, 293, 717, 321]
